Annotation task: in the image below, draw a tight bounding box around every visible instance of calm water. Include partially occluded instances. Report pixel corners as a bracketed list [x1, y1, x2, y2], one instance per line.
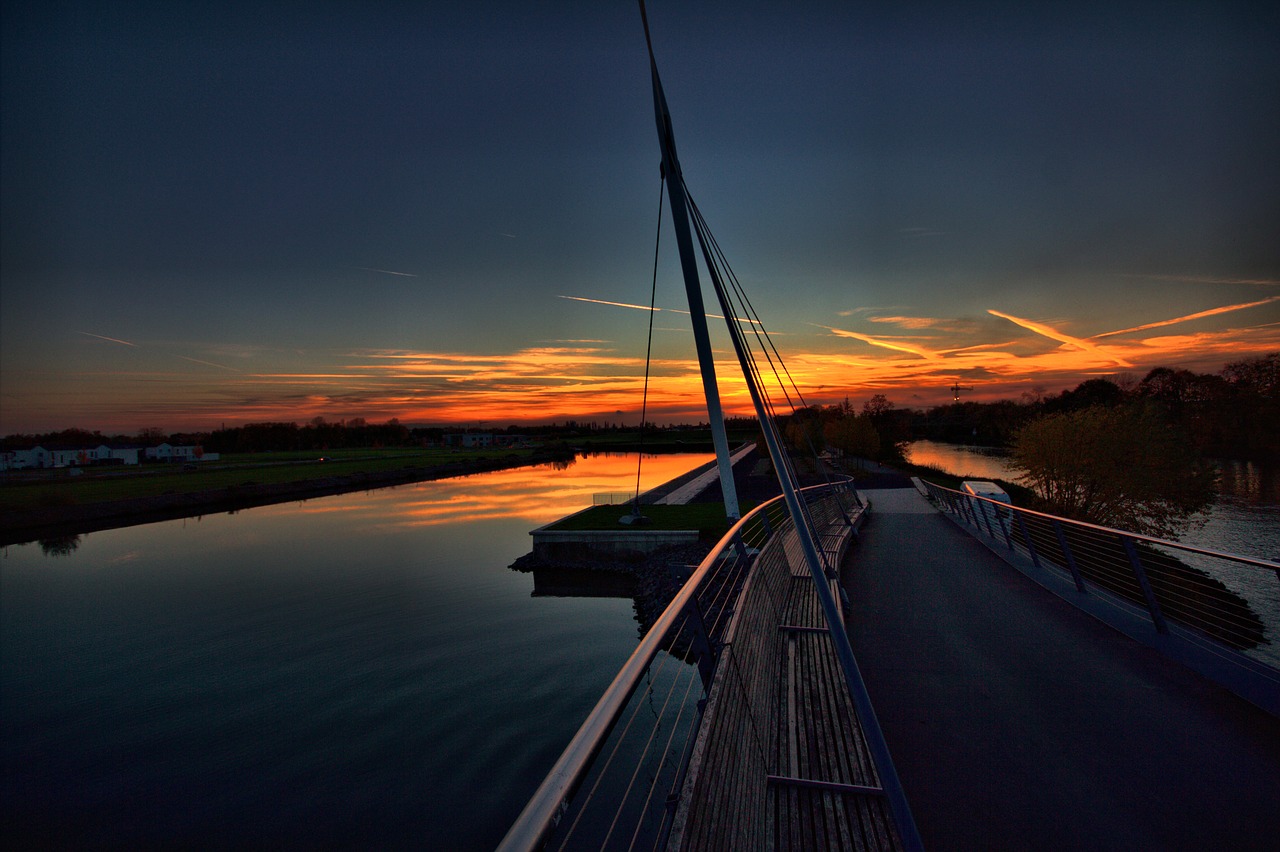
[906, 440, 1280, 665]
[1, 453, 712, 849]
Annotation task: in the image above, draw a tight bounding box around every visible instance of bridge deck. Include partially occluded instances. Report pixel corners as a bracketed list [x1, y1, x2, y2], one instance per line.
[673, 503, 902, 851]
[843, 485, 1280, 850]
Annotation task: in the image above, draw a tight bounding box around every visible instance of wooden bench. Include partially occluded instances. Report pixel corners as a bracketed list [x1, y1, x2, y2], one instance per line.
[669, 494, 902, 850]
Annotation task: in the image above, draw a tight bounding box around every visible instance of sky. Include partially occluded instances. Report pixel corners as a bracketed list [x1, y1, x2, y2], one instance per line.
[3, 1, 1278, 435]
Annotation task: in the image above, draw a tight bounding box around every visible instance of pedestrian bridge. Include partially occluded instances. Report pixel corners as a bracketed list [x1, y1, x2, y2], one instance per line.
[500, 476, 1280, 850]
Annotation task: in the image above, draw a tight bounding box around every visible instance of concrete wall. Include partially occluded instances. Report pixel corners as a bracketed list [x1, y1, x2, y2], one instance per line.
[530, 526, 700, 563]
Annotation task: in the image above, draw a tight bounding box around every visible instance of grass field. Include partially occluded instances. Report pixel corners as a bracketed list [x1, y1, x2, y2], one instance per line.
[0, 447, 543, 512]
[547, 502, 757, 539]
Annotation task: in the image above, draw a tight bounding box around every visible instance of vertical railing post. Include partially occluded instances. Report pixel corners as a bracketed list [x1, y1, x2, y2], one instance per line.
[977, 497, 996, 538]
[1120, 534, 1169, 634]
[1052, 519, 1087, 593]
[997, 506, 1015, 551]
[1013, 510, 1042, 569]
[681, 595, 718, 689]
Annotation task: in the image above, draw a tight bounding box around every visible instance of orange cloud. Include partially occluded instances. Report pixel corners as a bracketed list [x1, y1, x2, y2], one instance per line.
[817, 325, 941, 360]
[987, 309, 1133, 368]
[7, 305, 1280, 434]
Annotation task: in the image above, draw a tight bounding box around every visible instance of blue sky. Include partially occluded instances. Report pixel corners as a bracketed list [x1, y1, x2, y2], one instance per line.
[3, 1, 1277, 433]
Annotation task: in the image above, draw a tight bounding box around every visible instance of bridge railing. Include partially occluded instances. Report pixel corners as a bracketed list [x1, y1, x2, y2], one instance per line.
[916, 479, 1280, 663]
[498, 481, 865, 851]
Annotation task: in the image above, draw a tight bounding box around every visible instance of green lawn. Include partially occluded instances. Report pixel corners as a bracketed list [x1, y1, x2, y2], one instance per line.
[547, 502, 754, 539]
[0, 448, 542, 512]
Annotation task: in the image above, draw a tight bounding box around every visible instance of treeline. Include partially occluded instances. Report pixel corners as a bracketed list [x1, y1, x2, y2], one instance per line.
[202, 419, 742, 453]
[5, 355, 1273, 462]
[203, 418, 415, 453]
[776, 395, 913, 464]
[915, 354, 1278, 462]
[0, 426, 207, 451]
[1, 418, 750, 455]
[772, 353, 1278, 464]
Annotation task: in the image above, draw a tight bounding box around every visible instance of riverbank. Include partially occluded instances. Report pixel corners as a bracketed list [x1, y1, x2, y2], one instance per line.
[0, 449, 574, 546]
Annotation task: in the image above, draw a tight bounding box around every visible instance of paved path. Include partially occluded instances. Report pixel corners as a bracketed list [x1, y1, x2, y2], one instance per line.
[654, 444, 757, 505]
[843, 487, 1280, 851]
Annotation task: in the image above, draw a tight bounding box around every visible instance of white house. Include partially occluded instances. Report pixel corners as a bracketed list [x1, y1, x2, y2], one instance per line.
[3, 446, 52, 469]
[144, 443, 218, 462]
[1, 442, 214, 470]
[88, 444, 140, 465]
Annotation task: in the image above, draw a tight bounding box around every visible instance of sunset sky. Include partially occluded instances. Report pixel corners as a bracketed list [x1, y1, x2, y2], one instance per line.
[3, 1, 1277, 435]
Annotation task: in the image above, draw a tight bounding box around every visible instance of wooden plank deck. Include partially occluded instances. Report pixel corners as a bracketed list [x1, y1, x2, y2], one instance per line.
[669, 496, 902, 850]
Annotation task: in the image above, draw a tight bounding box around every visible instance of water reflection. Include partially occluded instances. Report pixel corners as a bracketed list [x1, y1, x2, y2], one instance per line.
[1215, 459, 1280, 506]
[38, 534, 81, 557]
[1, 453, 714, 850]
[532, 566, 637, 598]
[905, 440, 1020, 483]
[283, 452, 713, 530]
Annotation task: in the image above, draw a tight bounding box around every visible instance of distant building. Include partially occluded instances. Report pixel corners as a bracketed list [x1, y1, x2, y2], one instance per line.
[442, 433, 531, 450]
[1, 446, 52, 470]
[89, 445, 141, 465]
[144, 443, 219, 462]
[0, 442, 214, 470]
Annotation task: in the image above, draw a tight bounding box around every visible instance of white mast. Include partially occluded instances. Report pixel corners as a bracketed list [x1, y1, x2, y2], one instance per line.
[639, 5, 741, 520]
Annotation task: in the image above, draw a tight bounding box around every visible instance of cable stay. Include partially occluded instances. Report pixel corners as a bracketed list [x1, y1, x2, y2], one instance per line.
[622, 175, 667, 526]
[639, 2, 923, 846]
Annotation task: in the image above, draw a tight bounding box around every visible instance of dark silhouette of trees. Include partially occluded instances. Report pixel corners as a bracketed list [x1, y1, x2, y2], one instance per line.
[1045, 378, 1124, 413]
[1218, 353, 1280, 460]
[4, 356, 1276, 464]
[1012, 403, 1216, 539]
[903, 355, 1278, 463]
[824, 413, 879, 460]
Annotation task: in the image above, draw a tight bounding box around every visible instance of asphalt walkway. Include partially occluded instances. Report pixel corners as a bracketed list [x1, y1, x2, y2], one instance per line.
[842, 487, 1280, 851]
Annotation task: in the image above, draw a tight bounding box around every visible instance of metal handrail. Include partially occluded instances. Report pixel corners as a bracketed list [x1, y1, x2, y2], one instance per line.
[497, 480, 886, 851]
[919, 480, 1280, 575]
[497, 491, 787, 851]
[917, 479, 1280, 666]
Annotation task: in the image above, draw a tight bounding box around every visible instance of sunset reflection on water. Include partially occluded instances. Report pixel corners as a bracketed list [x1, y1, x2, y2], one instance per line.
[284, 452, 715, 529]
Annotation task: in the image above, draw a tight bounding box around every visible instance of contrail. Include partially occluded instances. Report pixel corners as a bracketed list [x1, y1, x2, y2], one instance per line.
[818, 325, 939, 360]
[560, 294, 763, 325]
[1092, 296, 1280, 339]
[355, 266, 417, 277]
[78, 331, 136, 347]
[987, 309, 1132, 367]
[559, 295, 658, 312]
[1120, 274, 1280, 287]
[177, 355, 240, 372]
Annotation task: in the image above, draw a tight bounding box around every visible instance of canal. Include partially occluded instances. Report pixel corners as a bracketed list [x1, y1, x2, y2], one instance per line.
[1, 452, 712, 850]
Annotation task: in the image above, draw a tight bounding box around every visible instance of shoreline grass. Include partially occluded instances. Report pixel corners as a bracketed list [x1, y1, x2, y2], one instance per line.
[0, 447, 548, 513]
[546, 502, 756, 539]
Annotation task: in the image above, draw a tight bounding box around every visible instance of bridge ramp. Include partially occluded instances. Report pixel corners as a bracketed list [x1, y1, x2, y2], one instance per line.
[843, 487, 1280, 850]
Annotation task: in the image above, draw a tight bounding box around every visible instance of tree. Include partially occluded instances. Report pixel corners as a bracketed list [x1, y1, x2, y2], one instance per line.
[862, 394, 893, 418]
[136, 426, 167, 444]
[1011, 403, 1215, 540]
[1219, 353, 1280, 460]
[781, 406, 824, 454]
[1222, 352, 1278, 399]
[1047, 378, 1124, 412]
[824, 414, 879, 460]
